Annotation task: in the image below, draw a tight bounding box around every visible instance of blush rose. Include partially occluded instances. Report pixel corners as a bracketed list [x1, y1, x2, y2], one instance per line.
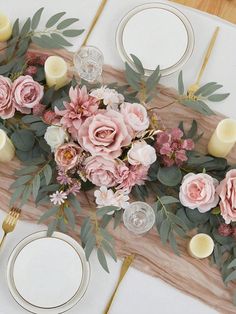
[0, 75, 14, 119]
[78, 109, 131, 158]
[12, 75, 44, 114]
[55, 142, 83, 171]
[179, 173, 219, 213]
[217, 169, 236, 224]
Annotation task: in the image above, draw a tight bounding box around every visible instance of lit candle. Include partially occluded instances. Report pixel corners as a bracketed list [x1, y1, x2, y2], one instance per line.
[188, 233, 214, 259]
[44, 56, 68, 90]
[0, 129, 15, 162]
[0, 12, 12, 42]
[208, 119, 236, 157]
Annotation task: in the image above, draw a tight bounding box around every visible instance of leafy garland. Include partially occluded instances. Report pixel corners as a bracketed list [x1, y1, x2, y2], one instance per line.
[1, 8, 236, 306]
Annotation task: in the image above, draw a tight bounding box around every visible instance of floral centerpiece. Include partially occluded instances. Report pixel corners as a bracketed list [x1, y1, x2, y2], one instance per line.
[1, 7, 236, 305]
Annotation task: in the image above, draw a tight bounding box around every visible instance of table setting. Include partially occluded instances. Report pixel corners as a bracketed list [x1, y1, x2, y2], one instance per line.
[0, 0, 236, 313]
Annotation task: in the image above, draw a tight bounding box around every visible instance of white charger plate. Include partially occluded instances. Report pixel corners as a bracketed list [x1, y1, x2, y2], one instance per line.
[116, 2, 195, 76]
[7, 231, 90, 314]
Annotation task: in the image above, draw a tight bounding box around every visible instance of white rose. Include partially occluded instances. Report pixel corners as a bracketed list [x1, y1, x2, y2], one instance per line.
[44, 125, 68, 152]
[128, 141, 156, 166]
[120, 102, 149, 136]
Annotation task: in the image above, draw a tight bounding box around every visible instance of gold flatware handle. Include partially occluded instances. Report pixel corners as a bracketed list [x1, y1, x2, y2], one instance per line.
[104, 254, 135, 314]
[82, 0, 108, 46]
[0, 232, 7, 249]
[196, 26, 219, 84]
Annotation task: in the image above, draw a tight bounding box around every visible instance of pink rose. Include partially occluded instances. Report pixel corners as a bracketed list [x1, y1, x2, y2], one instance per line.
[179, 173, 219, 213]
[0, 75, 14, 119]
[78, 110, 131, 158]
[217, 169, 236, 224]
[85, 155, 128, 187]
[12, 75, 44, 114]
[55, 142, 83, 171]
[120, 102, 149, 136]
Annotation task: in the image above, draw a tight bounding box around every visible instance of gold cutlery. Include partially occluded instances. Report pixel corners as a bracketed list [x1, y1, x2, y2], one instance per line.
[0, 207, 21, 249]
[187, 26, 220, 99]
[82, 0, 108, 46]
[104, 254, 135, 314]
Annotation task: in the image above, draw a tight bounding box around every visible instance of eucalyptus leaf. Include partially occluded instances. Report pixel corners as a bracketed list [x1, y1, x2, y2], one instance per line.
[57, 18, 79, 29]
[130, 54, 145, 75]
[228, 259, 236, 269]
[194, 82, 217, 96]
[85, 234, 96, 260]
[11, 130, 35, 152]
[113, 210, 123, 229]
[10, 185, 25, 206]
[178, 71, 184, 95]
[38, 207, 59, 223]
[160, 219, 171, 244]
[43, 164, 52, 185]
[100, 228, 114, 245]
[68, 195, 82, 213]
[0, 61, 15, 75]
[32, 174, 41, 200]
[159, 196, 180, 205]
[22, 115, 42, 124]
[10, 175, 32, 189]
[181, 99, 215, 116]
[31, 7, 44, 30]
[97, 248, 109, 273]
[62, 29, 84, 37]
[50, 33, 72, 46]
[96, 206, 117, 217]
[20, 17, 31, 37]
[224, 270, 236, 283]
[64, 207, 75, 229]
[47, 219, 58, 237]
[102, 240, 117, 261]
[16, 165, 38, 175]
[146, 66, 160, 94]
[12, 18, 19, 36]
[169, 231, 180, 255]
[20, 184, 32, 206]
[46, 12, 66, 28]
[201, 84, 222, 97]
[208, 93, 230, 102]
[157, 166, 182, 187]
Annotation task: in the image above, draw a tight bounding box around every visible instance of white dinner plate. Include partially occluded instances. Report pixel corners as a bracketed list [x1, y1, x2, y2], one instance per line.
[116, 2, 195, 76]
[7, 231, 90, 314]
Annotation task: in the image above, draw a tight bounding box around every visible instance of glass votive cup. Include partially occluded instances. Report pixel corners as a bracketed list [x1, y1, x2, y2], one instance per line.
[123, 202, 155, 235]
[73, 45, 104, 83]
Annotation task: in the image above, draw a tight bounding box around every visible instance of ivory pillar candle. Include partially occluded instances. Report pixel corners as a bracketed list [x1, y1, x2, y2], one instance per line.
[188, 233, 214, 259]
[44, 56, 68, 90]
[0, 129, 15, 162]
[0, 12, 12, 42]
[208, 118, 236, 157]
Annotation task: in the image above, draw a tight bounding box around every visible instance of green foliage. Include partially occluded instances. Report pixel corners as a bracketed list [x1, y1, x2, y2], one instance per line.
[177, 72, 230, 116]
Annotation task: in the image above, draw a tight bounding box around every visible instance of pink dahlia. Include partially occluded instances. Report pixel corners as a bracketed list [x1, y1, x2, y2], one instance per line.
[55, 85, 99, 139]
[117, 164, 149, 192]
[156, 128, 194, 167]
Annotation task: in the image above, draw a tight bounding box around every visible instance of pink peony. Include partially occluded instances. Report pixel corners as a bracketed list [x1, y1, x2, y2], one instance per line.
[179, 173, 219, 213]
[120, 102, 149, 136]
[56, 85, 99, 139]
[84, 155, 129, 188]
[217, 169, 236, 224]
[0, 75, 14, 119]
[156, 128, 194, 167]
[12, 75, 44, 114]
[117, 164, 149, 192]
[78, 109, 131, 158]
[55, 142, 83, 171]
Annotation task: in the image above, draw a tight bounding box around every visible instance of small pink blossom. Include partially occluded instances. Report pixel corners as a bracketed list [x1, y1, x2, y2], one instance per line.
[50, 190, 67, 205]
[66, 180, 81, 195]
[57, 169, 73, 185]
[217, 169, 236, 224]
[12, 75, 44, 114]
[78, 109, 131, 158]
[42, 110, 59, 125]
[56, 85, 99, 139]
[179, 173, 219, 213]
[218, 223, 232, 237]
[32, 103, 46, 116]
[117, 164, 149, 192]
[24, 66, 37, 76]
[156, 128, 194, 167]
[0, 75, 14, 119]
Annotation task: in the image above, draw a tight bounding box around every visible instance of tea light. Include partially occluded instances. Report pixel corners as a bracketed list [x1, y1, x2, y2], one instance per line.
[44, 56, 68, 90]
[0, 12, 12, 42]
[188, 233, 214, 259]
[0, 129, 15, 162]
[208, 118, 236, 157]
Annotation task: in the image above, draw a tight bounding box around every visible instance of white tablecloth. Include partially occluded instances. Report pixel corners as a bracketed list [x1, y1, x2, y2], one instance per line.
[1, 0, 236, 313]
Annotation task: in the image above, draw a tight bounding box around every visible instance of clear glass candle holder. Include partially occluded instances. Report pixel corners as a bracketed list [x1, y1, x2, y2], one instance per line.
[73, 45, 104, 83]
[123, 202, 155, 235]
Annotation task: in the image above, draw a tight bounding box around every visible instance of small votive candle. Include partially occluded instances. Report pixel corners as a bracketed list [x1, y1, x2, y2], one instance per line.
[44, 56, 68, 90]
[0, 12, 12, 42]
[208, 118, 236, 157]
[0, 129, 15, 162]
[188, 233, 214, 259]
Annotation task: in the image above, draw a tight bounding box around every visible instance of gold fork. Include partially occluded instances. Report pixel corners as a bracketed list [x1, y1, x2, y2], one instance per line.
[104, 254, 135, 314]
[0, 207, 21, 249]
[187, 26, 220, 99]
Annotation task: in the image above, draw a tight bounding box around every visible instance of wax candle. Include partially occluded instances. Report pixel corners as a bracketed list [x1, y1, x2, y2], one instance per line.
[0, 129, 15, 162]
[188, 233, 214, 259]
[44, 56, 68, 90]
[208, 119, 236, 157]
[0, 12, 12, 42]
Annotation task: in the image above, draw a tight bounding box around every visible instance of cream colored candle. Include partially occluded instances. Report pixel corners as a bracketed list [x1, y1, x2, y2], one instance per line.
[44, 56, 68, 90]
[208, 118, 236, 157]
[188, 233, 214, 259]
[0, 129, 15, 162]
[0, 12, 12, 42]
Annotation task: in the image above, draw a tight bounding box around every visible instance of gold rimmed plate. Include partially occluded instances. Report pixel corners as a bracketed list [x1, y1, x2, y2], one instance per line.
[7, 231, 90, 313]
[116, 2, 195, 76]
